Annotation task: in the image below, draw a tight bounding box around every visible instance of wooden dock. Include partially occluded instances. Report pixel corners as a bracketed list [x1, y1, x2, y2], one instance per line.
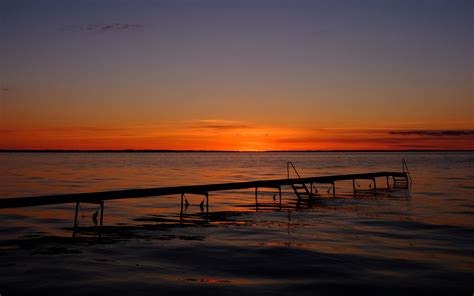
[0, 171, 409, 209]
[0, 161, 411, 235]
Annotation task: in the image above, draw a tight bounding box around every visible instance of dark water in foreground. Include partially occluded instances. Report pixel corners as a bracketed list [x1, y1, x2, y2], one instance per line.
[0, 152, 473, 295]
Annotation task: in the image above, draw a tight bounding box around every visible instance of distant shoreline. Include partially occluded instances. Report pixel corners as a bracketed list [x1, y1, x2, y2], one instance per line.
[0, 149, 472, 153]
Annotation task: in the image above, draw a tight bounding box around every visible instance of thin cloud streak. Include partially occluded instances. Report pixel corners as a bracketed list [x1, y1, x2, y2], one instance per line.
[59, 23, 144, 32]
[183, 120, 252, 131]
[389, 130, 474, 137]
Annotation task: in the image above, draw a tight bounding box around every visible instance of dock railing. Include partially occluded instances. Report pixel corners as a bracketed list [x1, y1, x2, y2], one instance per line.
[402, 159, 412, 184]
[287, 161, 301, 179]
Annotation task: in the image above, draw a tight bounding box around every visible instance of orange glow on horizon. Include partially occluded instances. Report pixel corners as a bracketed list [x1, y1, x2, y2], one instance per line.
[0, 121, 472, 151]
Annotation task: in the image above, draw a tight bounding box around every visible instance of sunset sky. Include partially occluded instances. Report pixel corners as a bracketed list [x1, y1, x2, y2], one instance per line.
[1, 0, 472, 150]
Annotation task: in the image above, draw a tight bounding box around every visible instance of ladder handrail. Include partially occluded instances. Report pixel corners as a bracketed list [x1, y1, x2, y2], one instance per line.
[402, 159, 413, 183]
[287, 161, 302, 179]
[287, 162, 314, 199]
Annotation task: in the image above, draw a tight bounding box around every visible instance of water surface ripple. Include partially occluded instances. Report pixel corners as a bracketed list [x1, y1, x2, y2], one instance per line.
[0, 152, 472, 295]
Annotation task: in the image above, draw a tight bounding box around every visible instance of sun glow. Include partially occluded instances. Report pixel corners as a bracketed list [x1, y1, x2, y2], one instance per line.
[1, 120, 472, 151]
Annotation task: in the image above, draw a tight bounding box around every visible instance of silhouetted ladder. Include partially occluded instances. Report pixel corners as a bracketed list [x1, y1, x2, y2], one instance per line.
[393, 159, 411, 189]
[287, 162, 313, 200]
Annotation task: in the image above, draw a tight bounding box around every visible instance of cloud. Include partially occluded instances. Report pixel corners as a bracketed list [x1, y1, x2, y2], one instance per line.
[59, 23, 144, 32]
[185, 120, 251, 130]
[273, 136, 405, 145]
[389, 130, 474, 137]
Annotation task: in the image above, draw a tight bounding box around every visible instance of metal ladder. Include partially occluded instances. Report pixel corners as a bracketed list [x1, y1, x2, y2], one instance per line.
[287, 162, 313, 200]
[393, 159, 412, 188]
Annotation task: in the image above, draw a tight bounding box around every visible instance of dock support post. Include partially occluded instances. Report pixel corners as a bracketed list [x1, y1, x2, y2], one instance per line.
[255, 187, 258, 210]
[372, 178, 377, 194]
[352, 179, 356, 197]
[206, 192, 209, 216]
[386, 176, 390, 190]
[279, 186, 282, 209]
[100, 201, 104, 228]
[332, 182, 336, 198]
[74, 201, 80, 228]
[180, 193, 184, 221]
[73, 201, 80, 238]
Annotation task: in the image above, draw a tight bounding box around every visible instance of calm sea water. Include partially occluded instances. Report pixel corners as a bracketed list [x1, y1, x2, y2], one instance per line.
[0, 152, 473, 295]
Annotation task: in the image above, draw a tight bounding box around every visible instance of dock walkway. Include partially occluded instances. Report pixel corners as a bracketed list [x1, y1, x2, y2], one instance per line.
[0, 171, 408, 209]
[0, 159, 412, 236]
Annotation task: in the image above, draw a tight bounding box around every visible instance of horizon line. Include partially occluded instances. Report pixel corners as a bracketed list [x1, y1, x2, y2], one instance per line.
[0, 149, 472, 153]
